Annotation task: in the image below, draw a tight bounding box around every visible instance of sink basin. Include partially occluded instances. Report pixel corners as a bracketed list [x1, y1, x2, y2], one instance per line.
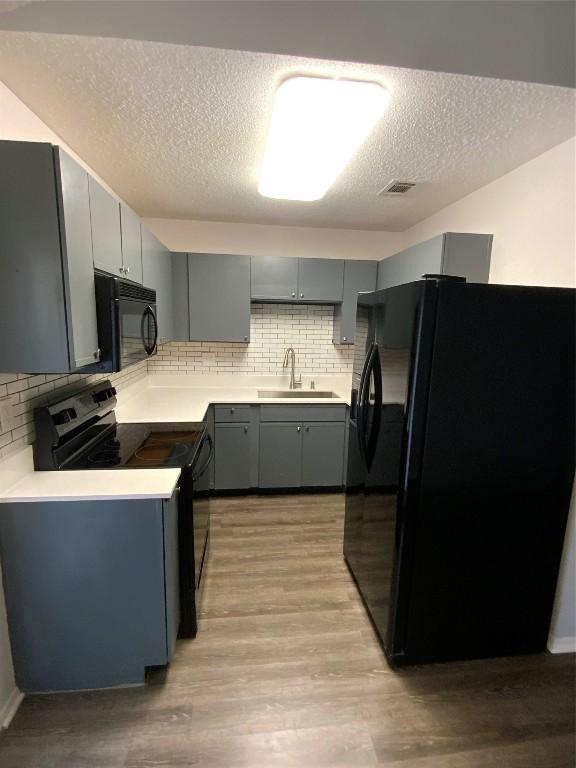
[257, 389, 338, 399]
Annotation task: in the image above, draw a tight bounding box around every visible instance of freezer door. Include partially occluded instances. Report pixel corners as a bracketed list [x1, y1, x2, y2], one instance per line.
[344, 280, 437, 662]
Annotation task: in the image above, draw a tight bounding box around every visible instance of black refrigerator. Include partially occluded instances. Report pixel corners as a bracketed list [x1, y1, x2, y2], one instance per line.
[343, 276, 575, 666]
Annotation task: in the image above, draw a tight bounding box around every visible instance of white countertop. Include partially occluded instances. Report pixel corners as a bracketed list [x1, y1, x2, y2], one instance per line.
[0, 374, 351, 503]
[0, 447, 180, 504]
[116, 373, 351, 424]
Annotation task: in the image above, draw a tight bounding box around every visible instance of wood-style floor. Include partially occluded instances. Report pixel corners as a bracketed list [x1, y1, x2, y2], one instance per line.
[0, 494, 574, 767]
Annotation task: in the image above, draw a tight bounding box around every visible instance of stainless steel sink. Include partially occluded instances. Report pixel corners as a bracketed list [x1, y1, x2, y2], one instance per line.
[257, 389, 337, 399]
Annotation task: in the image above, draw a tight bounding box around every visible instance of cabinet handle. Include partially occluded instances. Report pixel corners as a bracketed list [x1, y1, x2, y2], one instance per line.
[119, 266, 124, 274]
[343, 336, 347, 342]
[297, 425, 301, 432]
[244, 426, 248, 434]
[94, 348, 100, 360]
[291, 292, 296, 298]
[300, 292, 304, 298]
[305, 425, 310, 432]
[230, 408, 235, 414]
[124, 266, 130, 274]
[244, 335, 248, 341]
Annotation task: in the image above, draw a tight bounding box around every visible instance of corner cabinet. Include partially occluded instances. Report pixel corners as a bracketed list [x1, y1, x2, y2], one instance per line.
[377, 233, 492, 291]
[188, 254, 251, 342]
[0, 141, 100, 373]
[333, 260, 378, 344]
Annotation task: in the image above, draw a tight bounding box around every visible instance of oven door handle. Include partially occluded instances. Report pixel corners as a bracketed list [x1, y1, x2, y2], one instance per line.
[192, 433, 214, 482]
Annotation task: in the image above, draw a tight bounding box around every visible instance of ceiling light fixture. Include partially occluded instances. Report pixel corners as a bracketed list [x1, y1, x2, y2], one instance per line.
[258, 76, 390, 202]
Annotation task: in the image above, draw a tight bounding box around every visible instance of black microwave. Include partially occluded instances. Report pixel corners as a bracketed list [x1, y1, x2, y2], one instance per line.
[87, 271, 158, 373]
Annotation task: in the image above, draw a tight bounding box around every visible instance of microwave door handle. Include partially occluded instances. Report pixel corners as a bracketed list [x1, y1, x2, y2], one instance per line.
[141, 305, 158, 355]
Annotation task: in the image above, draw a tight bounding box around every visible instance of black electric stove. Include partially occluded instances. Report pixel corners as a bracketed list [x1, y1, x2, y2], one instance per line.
[34, 380, 213, 638]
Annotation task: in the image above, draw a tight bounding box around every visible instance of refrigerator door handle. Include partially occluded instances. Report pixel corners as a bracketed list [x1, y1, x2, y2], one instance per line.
[357, 342, 377, 464]
[354, 341, 374, 423]
[365, 347, 383, 469]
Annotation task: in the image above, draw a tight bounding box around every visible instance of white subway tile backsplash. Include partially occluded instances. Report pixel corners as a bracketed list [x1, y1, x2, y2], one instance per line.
[148, 303, 354, 377]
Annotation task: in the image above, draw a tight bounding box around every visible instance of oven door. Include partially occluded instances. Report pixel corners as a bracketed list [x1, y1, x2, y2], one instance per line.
[178, 431, 214, 638]
[118, 298, 158, 369]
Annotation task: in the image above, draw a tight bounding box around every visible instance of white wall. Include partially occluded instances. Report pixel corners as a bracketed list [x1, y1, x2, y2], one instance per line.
[400, 137, 576, 652]
[144, 217, 404, 260]
[402, 137, 576, 288]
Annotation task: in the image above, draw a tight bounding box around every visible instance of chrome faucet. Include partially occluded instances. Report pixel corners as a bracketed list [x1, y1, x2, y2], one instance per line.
[283, 346, 301, 389]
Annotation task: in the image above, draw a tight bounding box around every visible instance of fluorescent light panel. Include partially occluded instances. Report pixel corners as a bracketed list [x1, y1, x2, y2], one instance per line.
[258, 76, 390, 202]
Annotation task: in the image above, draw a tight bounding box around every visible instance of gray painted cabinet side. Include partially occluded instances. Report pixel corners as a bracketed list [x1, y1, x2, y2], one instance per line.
[188, 253, 251, 342]
[120, 204, 143, 284]
[0, 141, 70, 373]
[142, 228, 174, 344]
[251, 256, 298, 300]
[259, 423, 302, 488]
[442, 233, 492, 283]
[377, 235, 443, 290]
[88, 176, 123, 276]
[301, 422, 346, 487]
[0, 498, 170, 692]
[55, 148, 100, 369]
[298, 258, 344, 302]
[171, 252, 190, 341]
[163, 492, 180, 660]
[333, 260, 377, 344]
[215, 423, 252, 490]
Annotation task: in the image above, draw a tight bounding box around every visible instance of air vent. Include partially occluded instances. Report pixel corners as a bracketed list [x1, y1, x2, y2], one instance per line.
[378, 180, 416, 196]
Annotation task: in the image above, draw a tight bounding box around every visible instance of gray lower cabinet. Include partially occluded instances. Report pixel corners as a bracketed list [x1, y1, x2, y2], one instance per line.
[188, 253, 251, 342]
[301, 422, 346, 487]
[259, 423, 303, 488]
[333, 260, 378, 344]
[142, 227, 174, 344]
[88, 176, 123, 277]
[120, 204, 143, 284]
[251, 256, 298, 300]
[215, 423, 252, 490]
[377, 232, 492, 290]
[0, 141, 100, 373]
[0, 492, 179, 692]
[298, 258, 344, 302]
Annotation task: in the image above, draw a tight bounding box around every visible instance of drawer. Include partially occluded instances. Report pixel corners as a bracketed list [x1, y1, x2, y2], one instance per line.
[259, 404, 346, 423]
[214, 405, 251, 423]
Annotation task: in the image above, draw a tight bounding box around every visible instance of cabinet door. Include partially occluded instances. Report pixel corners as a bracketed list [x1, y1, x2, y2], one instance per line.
[333, 260, 377, 344]
[251, 256, 298, 300]
[120, 204, 143, 283]
[162, 491, 180, 659]
[188, 253, 250, 342]
[259, 423, 302, 488]
[298, 258, 344, 302]
[172, 252, 190, 342]
[88, 177, 123, 276]
[301, 422, 346, 487]
[442, 233, 492, 284]
[56, 149, 101, 369]
[215, 423, 252, 490]
[142, 228, 173, 344]
[377, 236, 443, 290]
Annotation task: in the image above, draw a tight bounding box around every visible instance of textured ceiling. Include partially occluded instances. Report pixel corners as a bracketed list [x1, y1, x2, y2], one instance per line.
[0, 31, 574, 230]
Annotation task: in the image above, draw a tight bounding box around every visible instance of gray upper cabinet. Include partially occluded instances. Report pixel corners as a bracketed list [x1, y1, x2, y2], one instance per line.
[119, 204, 143, 284]
[88, 177, 123, 277]
[251, 256, 298, 300]
[333, 260, 377, 344]
[377, 233, 492, 291]
[0, 141, 100, 373]
[298, 258, 344, 302]
[171, 252, 190, 342]
[188, 254, 251, 342]
[142, 227, 173, 344]
[249, 256, 344, 303]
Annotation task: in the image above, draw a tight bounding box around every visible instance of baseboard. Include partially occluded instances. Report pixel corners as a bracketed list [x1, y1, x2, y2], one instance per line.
[548, 635, 576, 654]
[0, 686, 23, 729]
